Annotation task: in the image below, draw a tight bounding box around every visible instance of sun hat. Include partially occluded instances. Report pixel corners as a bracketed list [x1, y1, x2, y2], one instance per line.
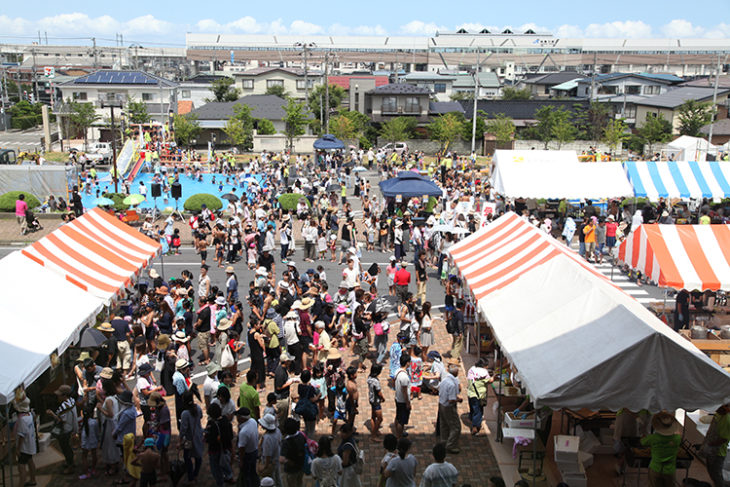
[98, 322, 114, 333]
[278, 280, 291, 290]
[157, 334, 171, 350]
[256, 267, 268, 276]
[260, 478, 275, 487]
[389, 255, 396, 261]
[338, 280, 348, 289]
[279, 351, 294, 362]
[117, 390, 134, 406]
[287, 261, 297, 268]
[76, 351, 91, 363]
[327, 349, 342, 360]
[172, 331, 189, 343]
[15, 397, 30, 413]
[299, 297, 314, 309]
[149, 269, 160, 279]
[291, 300, 302, 310]
[324, 294, 333, 303]
[175, 358, 190, 370]
[217, 318, 232, 331]
[225, 266, 235, 273]
[206, 362, 222, 376]
[262, 244, 273, 252]
[215, 296, 227, 306]
[138, 363, 154, 376]
[652, 411, 680, 435]
[258, 413, 277, 431]
[347, 247, 356, 254]
[100, 367, 114, 380]
[148, 391, 164, 408]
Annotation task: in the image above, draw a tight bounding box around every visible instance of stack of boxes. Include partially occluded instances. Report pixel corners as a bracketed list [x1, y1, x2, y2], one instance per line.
[554, 435, 587, 487]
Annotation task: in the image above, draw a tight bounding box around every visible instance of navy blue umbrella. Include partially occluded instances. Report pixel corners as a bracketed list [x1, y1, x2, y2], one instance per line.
[379, 171, 443, 198]
[313, 134, 345, 150]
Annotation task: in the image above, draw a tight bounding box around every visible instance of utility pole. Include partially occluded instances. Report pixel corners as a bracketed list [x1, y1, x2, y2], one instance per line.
[1, 67, 6, 132]
[31, 48, 38, 103]
[92, 37, 98, 69]
[101, 97, 123, 193]
[471, 50, 480, 154]
[324, 51, 330, 133]
[590, 52, 597, 101]
[707, 53, 727, 154]
[294, 42, 316, 104]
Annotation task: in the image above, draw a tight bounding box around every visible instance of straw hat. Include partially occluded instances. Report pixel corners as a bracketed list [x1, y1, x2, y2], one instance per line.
[76, 351, 91, 363]
[218, 318, 232, 331]
[652, 411, 680, 436]
[148, 391, 164, 408]
[157, 334, 171, 350]
[172, 331, 189, 343]
[327, 349, 342, 360]
[149, 269, 160, 279]
[175, 358, 190, 370]
[225, 266, 235, 273]
[100, 367, 114, 380]
[299, 297, 314, 309]
[98, 322, 114, 333]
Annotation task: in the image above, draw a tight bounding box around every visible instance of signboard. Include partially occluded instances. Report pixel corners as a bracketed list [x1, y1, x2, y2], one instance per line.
[43, 66, 55, 78]
[481, 202, 496, 226]
[455, 200, 472, 215]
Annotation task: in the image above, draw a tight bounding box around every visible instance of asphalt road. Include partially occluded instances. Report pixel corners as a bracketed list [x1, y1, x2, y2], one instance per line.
[0, 128, 44, 152]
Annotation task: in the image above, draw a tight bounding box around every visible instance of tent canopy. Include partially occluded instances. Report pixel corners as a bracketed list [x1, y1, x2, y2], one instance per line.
[379, 171, 443, 198]
[665, 135, 719, 163]
[21, 208, 161, 304]
[0, 252, 103, 404]
[623, 160, 730, 201]
[313, 134, 345, 150]
[490, 150, 634, 200]
[618, 223, 730, 291]
[451, 212, 730, 411]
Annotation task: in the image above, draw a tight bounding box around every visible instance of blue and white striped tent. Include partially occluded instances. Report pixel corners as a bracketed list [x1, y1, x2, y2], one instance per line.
[623, 160, 730, 201]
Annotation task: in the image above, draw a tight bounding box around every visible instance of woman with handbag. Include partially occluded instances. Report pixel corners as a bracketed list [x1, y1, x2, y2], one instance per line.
[466, 359, 493, 436]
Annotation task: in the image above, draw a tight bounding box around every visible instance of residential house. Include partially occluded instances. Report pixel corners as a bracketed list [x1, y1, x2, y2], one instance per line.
[633, 86, 730, 133]
[190, 94, 312, 146]
[327, 75, 389, 111]
[575, 73, 680, 99]
[176, 73, 230, 113]
[401, 72, 455, 102]
[518, 72, 586, 98]
[401, 71, 502, 101]
[700, 119, 730, 146]
[231, 67, 320, 100]
[57, 70, 178, 123]
[365, 84, 432, 122]
[451, 72, 502, 100]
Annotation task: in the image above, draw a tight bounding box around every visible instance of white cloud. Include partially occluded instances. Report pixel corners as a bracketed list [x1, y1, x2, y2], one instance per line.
[583, 20, 653, 38]
[703, 23, 730, 39]
[289, 20, 324, 35]
[662, 19, 704, 38]
[330, 23, 387, 36]
[555, 24, 584, 38]
[0, 15, 32, 35]
[399, 20, 447, 35]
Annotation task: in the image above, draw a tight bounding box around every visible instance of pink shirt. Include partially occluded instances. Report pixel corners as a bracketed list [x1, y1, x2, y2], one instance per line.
[15, 200, 27, 217]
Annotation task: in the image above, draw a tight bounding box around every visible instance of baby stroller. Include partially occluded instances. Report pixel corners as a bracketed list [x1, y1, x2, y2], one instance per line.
[22, 209, 43, 235]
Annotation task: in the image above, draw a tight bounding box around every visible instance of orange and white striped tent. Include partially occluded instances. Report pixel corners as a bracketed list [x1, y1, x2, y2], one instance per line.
[448, 211, 611, 301]
[618, 224, 730, 291]
[22, 208, 161, 304]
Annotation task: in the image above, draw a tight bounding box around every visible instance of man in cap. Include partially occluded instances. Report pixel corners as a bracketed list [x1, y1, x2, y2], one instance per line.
[438, 362, 463, 454]
[236, 407, 259, 487]
[274, 352, 297, 427]
[257, 414, 282, 485]
[203, 362, 221, 409]
[258, 245, 275, 276]
[14, 394, 37, 486]
[133, 437, 160, 487]
[640, 411, 682, 486]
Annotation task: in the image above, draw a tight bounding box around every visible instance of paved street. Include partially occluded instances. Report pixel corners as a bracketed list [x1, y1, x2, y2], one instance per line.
[0, 127, 44, 151]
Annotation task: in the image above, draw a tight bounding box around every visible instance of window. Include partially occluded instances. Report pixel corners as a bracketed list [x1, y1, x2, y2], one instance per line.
[266, 79, 284, 89]
[242, 79, 254, 89]
[644, 85, 659, 95]
[181, 89, 191, 98]
[296, 79, 314, 90]
[404, 97, 420, 114]
[626, 85, 641, 95]
[142, 93, 153, 101]
[72, 92, 87, 101]
[381, 96, 397, 113]
[434, 83, 446, 93]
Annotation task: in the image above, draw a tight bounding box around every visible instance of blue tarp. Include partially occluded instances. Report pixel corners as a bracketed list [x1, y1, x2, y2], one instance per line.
[379, 171, 443, 198]
[313, 134, 345, 150]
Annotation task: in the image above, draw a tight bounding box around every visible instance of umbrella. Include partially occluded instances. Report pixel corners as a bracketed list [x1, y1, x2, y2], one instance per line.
[432, 224, 469, 235]
[221, 193, 239, 202]
[77, 326, 107, 348]
[379, 172, 443, 198]
[353, 166, 367, 173]
[123, 194, 145, 206]
[313, 134, 345, 150]
[93, 196, 115, 207]
[326, 183, 342, 193]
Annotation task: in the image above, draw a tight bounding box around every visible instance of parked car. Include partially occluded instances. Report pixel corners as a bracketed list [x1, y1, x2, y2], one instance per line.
[379, 142, 408, 157]
[85, 142, 112, 164]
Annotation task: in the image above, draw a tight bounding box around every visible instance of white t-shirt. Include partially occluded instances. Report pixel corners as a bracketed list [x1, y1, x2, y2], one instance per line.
[394, 369, 410, 403]
[136, 376, 152, 406]
[203, 376, 220, 404]
[342, 267, 358, 289]
[420, 461, 459, 487]
[16, 414, 37, 455]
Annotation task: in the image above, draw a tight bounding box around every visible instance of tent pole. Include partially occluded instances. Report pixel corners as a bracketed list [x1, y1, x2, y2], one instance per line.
[532, 411, 538, 487]
[497, 347, 503, 443]
[6, 402, 13, 487]
[159, 251, 165, 281]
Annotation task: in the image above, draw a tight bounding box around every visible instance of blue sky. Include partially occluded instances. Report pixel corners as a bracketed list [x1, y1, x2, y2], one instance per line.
[1, 0, 728, 46]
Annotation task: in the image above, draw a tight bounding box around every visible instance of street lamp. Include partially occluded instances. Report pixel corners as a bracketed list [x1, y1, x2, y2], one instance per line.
[294, 42, 316, 102]
[100, 95, 124, 193]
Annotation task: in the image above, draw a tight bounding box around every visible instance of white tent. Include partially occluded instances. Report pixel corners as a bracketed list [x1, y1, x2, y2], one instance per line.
[449, 213, 730, 411]
[0, 252, 103, 404]
[490, 150, 634, 200]
[664, 135, 720, 162]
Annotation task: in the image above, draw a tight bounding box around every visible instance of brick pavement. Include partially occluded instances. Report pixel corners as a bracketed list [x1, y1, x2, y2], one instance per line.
[34, 304, 502, 486]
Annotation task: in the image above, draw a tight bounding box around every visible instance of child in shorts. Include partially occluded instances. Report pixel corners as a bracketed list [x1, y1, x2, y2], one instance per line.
[410, 346, 423, 400]
[367, 363, 385, 440]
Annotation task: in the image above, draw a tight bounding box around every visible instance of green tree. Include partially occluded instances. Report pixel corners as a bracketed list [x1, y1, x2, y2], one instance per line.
[574, 102, 610, 141]
[501, 86, 532, 100]
[172, 113, 201, 147]
[449, 91, 474, 101]
[69, 101, 100, 150]
[530, 106, 558, 149]
[485, 113, 516, 144]
[639, 113, 673, 155]
[428, 113, 464, 150]
[308, 84, 346, 125]
[208, 77, 240, 102]
[551, 108, 576, 149]
[603, 118, 629, 155]
[329, 114, 358, 140]
[126, 99, 149, 124]
[256, 118, 277, 135]
[223, 118, 251, 151]
[265, 84, 289, 98]
[379, 117, 412, 147]
[282, 98, 309, 151]
[9, 100, 43, 129]
[677, 100, 714, 137]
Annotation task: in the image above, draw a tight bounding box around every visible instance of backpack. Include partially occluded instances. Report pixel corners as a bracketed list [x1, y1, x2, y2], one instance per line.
[301, 432, 318, 475]
[445, 315, 456, 334]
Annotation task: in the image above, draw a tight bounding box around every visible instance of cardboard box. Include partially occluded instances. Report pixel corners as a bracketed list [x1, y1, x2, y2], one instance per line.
[561, 463, 587, 487]
[554, 435, 580, 463]
[555, 459, 582, 474]
[505, 411, 537, 428]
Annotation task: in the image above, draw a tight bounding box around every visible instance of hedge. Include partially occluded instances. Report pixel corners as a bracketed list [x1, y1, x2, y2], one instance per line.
[103, 192, 130, 212]
[277, 193, 311, 211]
[184, 193, 223, 212]
[0, 191, 41, 212]
[620, 197, 649, 208]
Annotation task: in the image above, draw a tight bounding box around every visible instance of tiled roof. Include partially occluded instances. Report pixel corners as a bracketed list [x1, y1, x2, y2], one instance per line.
[459, 99, 590, 120]
[368, 83, 432, 95]
[522, 72, 586, 86]
[192, 94, 290, 120]
[700, 118, 730, 136]
[177, 100, 193, 114]
[634, 86, 730, 109]
[429, 101, 465, 115]
[327, 75, 389, 90]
